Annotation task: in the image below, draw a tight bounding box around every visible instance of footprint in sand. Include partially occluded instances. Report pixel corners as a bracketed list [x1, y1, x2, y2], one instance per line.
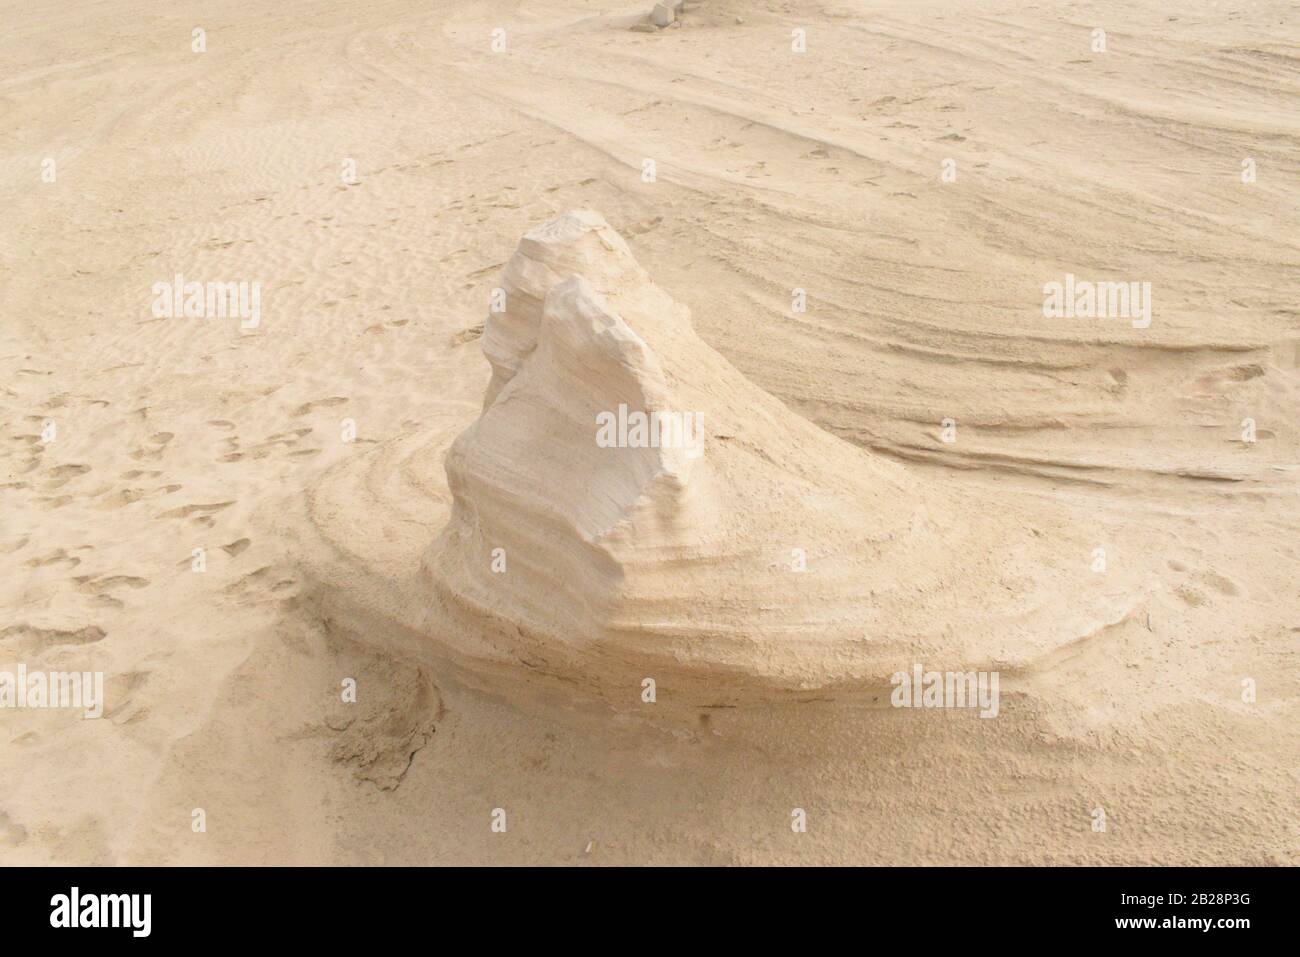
[74, 574, 149, 594]
[102, 669, 151, 725]
[452, 323, 484, 345]
[222, 565, 297, 599]
[97, 484, 180, 509]
[220, 538, 251, 557]
[43, 463, 91, 489]
[24, 549, 81, 569]
[0, 624, 106, 655]
[128, 431, 173, 462]
[1197, 570, 1241, 597]
[292, 397, 348, 417]
[156, 502, 234, 521]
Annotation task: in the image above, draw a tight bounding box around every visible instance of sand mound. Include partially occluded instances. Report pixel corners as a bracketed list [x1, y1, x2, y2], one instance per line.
[420, 211, 1141, 703]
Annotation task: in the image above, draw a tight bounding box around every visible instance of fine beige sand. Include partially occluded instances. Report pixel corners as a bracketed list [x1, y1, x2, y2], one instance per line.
[2, 0, 1297, 865]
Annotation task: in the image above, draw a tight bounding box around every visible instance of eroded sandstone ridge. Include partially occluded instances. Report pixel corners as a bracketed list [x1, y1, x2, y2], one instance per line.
[423, 211, 1139, 703]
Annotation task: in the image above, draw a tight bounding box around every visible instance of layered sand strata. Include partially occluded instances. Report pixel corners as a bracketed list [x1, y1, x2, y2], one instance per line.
[413, 211, 1144, 704]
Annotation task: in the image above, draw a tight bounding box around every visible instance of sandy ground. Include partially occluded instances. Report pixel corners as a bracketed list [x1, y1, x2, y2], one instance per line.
[2, 0, 1298, 865]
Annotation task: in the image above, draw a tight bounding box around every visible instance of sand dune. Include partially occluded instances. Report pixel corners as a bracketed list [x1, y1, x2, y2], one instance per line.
[1, 0, 1297, 865]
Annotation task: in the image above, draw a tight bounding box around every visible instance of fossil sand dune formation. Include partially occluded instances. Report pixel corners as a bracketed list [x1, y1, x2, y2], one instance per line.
[421, 210, 1141, 703]
[1, 0, 1297, 864]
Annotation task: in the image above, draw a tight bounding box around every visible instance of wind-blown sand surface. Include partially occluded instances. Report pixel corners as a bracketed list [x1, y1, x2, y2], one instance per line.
[2, 0, 1297, 864]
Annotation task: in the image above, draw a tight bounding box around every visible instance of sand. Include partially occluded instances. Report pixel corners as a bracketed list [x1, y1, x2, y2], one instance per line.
[1, 0, 1297, 865]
